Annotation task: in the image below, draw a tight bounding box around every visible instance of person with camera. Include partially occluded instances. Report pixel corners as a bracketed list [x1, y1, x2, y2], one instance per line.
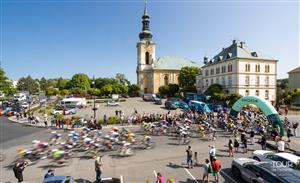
[13, 160, 28, 183]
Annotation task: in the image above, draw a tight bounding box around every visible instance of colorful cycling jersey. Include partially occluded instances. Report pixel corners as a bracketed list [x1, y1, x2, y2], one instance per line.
[53, 150, 64, 158]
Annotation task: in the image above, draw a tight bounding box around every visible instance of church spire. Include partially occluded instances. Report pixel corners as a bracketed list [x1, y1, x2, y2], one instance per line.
[139, 0, 153, 41]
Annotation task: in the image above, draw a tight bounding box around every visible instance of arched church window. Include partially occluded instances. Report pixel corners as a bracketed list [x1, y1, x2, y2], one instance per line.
[145, 52, 150, 64]
[164, 75, 169, 85]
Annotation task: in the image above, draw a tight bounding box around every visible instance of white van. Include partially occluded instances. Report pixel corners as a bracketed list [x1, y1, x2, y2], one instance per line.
[14, 93, 27, 101]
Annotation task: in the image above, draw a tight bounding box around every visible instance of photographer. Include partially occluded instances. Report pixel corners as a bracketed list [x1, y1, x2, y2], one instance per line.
[13, 160, 28, 183]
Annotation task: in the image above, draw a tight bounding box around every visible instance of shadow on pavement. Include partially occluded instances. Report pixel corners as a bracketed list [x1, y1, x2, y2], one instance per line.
[166, 162, 185, 169]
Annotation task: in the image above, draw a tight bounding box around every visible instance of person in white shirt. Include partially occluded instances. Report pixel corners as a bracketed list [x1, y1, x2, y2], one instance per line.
[277, 139, 285, 152]
[209, 145, 216, 161]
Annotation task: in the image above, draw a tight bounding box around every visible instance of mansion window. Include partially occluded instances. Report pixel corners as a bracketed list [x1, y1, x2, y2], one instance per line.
[222, 77, 226, 85]
[211, 78, 214, 84]
[210, 68, 214, 75]
[245, 90, 249, 96]
[145, 52, 150, 64]
[265, 76, 269, 86]
[245, 64, 250, 72]
[205, 70, 209, 76]
[228, 64, 233, 72]
[265, 64, 270, 73]
[255, 90, 259, 96]
[265, 90, 269, 99]
[164, 75, 169, 85]
[255, 64, 260, 72]
[206, 79, 209, 86]
[245, 76, 250, 85]
[228, 76, 232, 86]
[216, 77, 219, 84]
[216, 67, 220, 74]
[221, 66, 226, 73]
[255, 76, 260, 85]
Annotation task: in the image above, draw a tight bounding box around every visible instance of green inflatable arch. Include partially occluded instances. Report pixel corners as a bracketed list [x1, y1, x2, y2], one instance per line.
[229, 95, 284, 136]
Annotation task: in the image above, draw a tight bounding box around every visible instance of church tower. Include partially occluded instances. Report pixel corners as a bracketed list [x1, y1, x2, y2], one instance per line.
[137, 1, 156, 94]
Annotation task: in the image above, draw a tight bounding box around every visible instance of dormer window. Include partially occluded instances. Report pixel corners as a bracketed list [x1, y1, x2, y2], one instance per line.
[217, 56, 223, 61]
[251, 52, 258, 57]
[226, 53, 232, 59]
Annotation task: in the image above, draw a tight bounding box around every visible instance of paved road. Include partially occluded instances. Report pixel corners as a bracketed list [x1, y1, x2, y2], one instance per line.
[0, 117, 47, 144]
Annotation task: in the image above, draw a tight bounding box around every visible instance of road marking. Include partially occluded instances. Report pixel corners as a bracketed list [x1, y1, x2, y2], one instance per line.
[153, 170, 157, 177]
[120, 175, 124, 183]
[220, 170, 238, 183]
[184, 168, 199, 183]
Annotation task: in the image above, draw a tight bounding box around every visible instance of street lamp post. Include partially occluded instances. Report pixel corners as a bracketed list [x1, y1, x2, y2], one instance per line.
[91, 76, 97, 121]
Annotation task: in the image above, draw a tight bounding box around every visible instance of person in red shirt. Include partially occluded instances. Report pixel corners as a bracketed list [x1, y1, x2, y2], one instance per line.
[211, 157, 222, 183]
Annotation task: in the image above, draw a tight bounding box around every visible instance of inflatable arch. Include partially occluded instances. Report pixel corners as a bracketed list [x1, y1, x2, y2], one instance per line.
[229, 95, 284, 136]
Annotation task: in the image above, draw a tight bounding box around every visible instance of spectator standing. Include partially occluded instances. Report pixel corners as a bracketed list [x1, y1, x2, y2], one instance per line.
[211, 157, 222, 183]
[202, 159, 211, 183]
[242, 138, 248, 154]
[293, 122, 298, 137]
[234, 138, 239, 153]
[156, 172, 165, 183]
[95, 156, 103, 183]
[285, 106, 289, 115]
[277, 138, 285, 152]
[209, 145, 216, 162]
[228, 139, 234, 157]
[261, 135, 267, 150]
[44, 113, 48, 127]
[186, 146, 193, 169]
[103, 114, 107, 126]
[44, 169, 55, 179]
[250, 129, 255, 145]
[287, 127, 292, 142]
[13, 161, 28, 183]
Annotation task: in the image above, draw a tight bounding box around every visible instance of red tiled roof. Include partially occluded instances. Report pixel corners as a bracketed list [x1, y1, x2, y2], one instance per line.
[288, 66, 300, 74]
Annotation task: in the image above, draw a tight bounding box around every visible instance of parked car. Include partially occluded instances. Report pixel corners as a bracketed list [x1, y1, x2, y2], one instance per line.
[252, 150, 300, 169]
[176, 100, 189, 109]
[165, 101, 178, 110]
[143, 93, 156, 101]
[207, 104, 223, 112]
[51, 108, 76, 115]
[154, 97, 162, 105]
[107, 100, 120, 106]
[43, 176, 74, 183]
[232, 158, 300, 183]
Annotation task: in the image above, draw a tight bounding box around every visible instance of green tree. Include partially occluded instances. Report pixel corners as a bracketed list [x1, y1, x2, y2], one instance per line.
[45, 88, 59, 96]
[115, 73, 130, 86]
[128, 84, 140, 97]
[0, 68, 16, 95]
[159, 84, 179, 97]
[95, 77, 117, 89]
[71, 87, 85, 95]
[181, 85, 197, 93]
[159, 85, 170, 96]
[57, 77, 69, 90]
[101, 84, 113, 96]
[204, 84, 224, 96]
[17, 75, 40, 93]
[60, 89, 71, 95]
[225, 93, 242, 106]
[111, 83, 128, 94]
[39, 77, 49, 91]
[178, 66, 199, 87]
[68, 73, 90, 90]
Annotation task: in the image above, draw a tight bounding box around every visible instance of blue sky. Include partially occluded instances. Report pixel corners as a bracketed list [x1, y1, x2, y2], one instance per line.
[1, 0, 299, 83]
